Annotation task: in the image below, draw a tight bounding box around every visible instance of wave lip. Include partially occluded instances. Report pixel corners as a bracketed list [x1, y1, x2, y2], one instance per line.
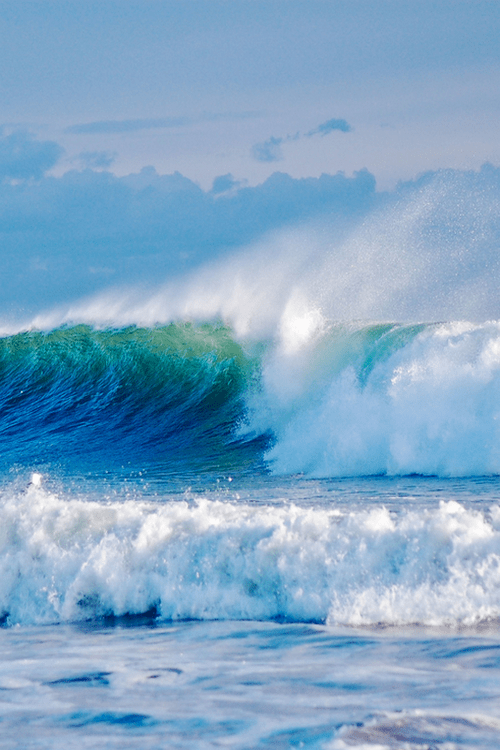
[1, 483, 500, 627]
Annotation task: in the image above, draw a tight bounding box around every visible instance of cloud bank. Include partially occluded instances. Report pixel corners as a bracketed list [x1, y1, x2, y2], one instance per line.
[0, 129, 376, 316]
[1, 130, 500, 327]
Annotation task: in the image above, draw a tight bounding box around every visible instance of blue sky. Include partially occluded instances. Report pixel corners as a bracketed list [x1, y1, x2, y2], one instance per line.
[2, 1, 500, 188]
[1, 1, 500, 322]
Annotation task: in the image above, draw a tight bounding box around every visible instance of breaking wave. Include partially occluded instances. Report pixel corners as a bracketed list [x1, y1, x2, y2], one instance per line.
[2, 320, 500, 478]
[1, 480, 500, 627]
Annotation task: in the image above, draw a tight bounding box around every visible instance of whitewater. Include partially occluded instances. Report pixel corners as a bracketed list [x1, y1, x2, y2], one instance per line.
[2, 167, 500, 748]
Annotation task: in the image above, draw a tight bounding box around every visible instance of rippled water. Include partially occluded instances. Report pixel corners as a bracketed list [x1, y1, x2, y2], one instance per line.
[2, 617, 500, 749]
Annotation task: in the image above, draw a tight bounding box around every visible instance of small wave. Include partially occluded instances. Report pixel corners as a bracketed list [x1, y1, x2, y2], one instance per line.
[1, 482, 500, 627]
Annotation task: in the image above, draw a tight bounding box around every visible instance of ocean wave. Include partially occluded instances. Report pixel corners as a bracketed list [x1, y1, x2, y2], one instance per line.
[1, 480, 500, 627]
[2, 319, 500, 478]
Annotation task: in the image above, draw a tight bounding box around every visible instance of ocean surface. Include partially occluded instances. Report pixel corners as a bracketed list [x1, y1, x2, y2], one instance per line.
[1, 315, 500, 749]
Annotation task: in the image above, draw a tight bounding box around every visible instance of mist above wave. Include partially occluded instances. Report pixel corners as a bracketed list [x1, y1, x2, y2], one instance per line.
[13, 162, 500, 338]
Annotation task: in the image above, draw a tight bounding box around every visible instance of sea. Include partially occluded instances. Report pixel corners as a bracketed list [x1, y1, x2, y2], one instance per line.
[1, 165, 500, 749]
[0, 310, 500, 749]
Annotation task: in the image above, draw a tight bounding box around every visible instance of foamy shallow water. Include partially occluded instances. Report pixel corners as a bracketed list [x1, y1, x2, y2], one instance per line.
[0, 475, 499, 748]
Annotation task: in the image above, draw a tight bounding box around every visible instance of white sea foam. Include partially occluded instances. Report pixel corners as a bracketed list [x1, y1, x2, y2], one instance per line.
[1, 482, 500, 627]
[250, 320, 500, 477]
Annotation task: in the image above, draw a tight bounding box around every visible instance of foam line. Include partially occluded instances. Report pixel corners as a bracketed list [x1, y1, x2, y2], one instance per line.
[1, 484, 499, 627]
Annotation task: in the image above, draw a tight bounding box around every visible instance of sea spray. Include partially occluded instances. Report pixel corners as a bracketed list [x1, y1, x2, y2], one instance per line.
[15, 165, 500, 338]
